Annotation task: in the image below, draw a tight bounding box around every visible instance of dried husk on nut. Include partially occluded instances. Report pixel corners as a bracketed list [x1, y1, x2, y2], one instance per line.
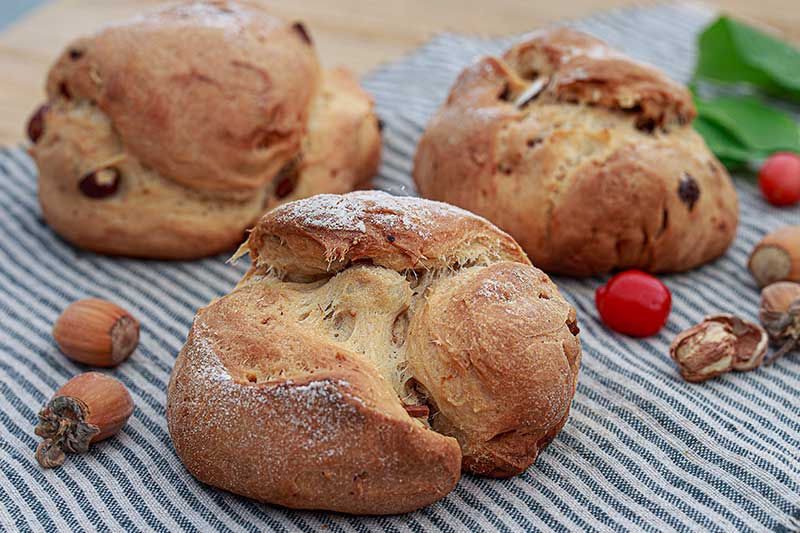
[759, 281, 800, 364]
[669, 314, 768, 382]
[35, 396, 98, 467]
[34, 373, 133, 468]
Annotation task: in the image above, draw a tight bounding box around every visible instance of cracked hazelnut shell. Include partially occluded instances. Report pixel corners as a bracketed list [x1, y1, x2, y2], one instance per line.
[670, 320, 736, 382]
[670, 314, 767, 382]
[704, 314, 768, 371]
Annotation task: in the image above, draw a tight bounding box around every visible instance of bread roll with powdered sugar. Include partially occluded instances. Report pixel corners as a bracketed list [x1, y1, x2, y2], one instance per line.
[167, 191, 582, 514]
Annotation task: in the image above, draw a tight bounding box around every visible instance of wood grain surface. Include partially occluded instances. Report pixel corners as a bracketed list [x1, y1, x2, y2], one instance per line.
[0, 0, 797, 144]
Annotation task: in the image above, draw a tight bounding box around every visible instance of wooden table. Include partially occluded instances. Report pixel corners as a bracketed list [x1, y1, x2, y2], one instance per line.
[0, 0, 797, 145]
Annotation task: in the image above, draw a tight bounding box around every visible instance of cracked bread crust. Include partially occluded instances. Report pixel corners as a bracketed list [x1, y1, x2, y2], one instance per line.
[413, 28, 738, 276]
[31, 1, 381, 259]
[167, 191, 582, 514]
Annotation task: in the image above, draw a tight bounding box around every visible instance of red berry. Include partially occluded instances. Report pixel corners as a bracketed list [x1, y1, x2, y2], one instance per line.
[595, 270, 671, 337]
[758, 152, 800, 207]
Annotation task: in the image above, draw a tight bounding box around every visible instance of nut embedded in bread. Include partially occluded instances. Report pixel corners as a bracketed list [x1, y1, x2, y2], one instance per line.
[413, 28, 738, 276]
[30, 1, 381, 259]
[166, 191, 582, 514]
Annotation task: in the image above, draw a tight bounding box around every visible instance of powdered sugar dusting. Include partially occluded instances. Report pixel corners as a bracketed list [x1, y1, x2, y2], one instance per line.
[174, 323, 364, 468]
[475, 278, 514, 301]
[273, 193, 368, 233]
[474, 268, 527, 302]
[112, 1, 252, 35]
[269, 190, 493, 238]
[563, 43, 625, 63]
[269, 380, 362, 453]
[170, 2, 249, 29]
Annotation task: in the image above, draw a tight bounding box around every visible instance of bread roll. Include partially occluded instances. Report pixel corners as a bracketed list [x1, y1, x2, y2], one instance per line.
[414, 28, 738, 276]
[30, 1, 380, 259]
[167, 191, 582, 514]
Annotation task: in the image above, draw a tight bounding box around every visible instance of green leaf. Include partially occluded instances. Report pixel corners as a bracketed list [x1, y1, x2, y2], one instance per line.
[695, 17, 800, 102]
[692, 95, 800, 172]
[717, 157, 748, 171]
[693, 116, 752, 170]
[695, 96, 800, 153]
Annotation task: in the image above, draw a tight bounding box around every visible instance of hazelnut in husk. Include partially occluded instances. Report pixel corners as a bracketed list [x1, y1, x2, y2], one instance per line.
[759, 281, 800, 365]
[34, 372, 133, 468]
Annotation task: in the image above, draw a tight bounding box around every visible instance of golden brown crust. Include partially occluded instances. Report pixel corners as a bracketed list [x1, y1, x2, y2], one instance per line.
[407, 262, 581, 476]
[264, 68, 382, 211]
[167, 285, 461, 515]
[167, 191, 582, 513]
[46, 1, 319, 192]
[31, 1, 381, 259]
[244, 190, 529, 278]
[414, 28, 738, 276]
[502, 28, 695, 129]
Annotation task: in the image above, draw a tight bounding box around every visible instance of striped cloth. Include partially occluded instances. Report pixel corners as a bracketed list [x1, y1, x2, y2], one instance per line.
[1, 3, 798, 532]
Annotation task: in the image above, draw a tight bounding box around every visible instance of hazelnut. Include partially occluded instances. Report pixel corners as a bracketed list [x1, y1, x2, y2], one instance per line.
[669, 314, 767, 382]
[35, 372, 134, 468]
[53, 298, 139, 367]
[759, 281, 800, 364]
[748, 226, 800, 287]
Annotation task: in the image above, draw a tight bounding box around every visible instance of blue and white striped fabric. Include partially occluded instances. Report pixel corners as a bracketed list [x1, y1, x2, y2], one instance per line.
[1, 3, 798, 532]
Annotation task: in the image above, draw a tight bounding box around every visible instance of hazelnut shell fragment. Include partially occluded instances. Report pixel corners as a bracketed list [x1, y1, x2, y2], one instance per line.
[53, 298, 139, 367]
[670, 320, 735, 382]
[35, 372, 134, 468]
[705, 314, 768, 371]
[669, 314, 767, 382]
[748, 226, 800, 287]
